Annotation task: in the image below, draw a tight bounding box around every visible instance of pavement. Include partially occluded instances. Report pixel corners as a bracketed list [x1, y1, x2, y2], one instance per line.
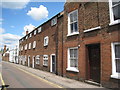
[1, 61, 109, 89]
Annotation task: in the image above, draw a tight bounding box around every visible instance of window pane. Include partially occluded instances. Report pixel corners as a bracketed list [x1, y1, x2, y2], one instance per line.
[74, 49, 78, 58]
[70, 23, 74, 33]
[74, 22, 78, 32]
[115, 44, 120, 58]
[113, 4, 120, 20]
[70, 13, 73, 22]
[116, 59, 120, 73]
[73, 11, 77, 21]
[70, 49, 74, 57]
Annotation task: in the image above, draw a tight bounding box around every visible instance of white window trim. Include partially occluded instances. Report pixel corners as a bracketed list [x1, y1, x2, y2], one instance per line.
[34, 30, 37, 35]
[109, 0, 120, 26]
[29, 43, 31, 49]
[38, 27, 42, 33]
[35, 55, 40, 65]
[29, 33, 32, 38]
[43, 55, 48, 66]
[84, 26, 101, 33]
[25, 44, 27, 50]
[33, 41, 36, 49]
[66, 47, 79, 72]
[44, 36, 49, 46]
[67, 9, 79, 36]
[111, 42, 120, 79]
[51, 17, 57, 26]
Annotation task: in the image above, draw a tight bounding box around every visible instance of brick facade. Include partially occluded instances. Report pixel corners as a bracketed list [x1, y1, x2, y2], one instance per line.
[19, 2, 120, 88]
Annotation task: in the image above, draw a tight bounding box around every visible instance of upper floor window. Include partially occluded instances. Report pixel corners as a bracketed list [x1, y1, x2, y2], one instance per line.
[25, 44, 27, 50]
[109, 0, 120, 25]
[34, 30, 36, 35]
[67, 47, 79, 72]
[44, 36, 49, 46]
[111, 42, 120, 79]
[26, 36, 28, 40]
[28, 43, 31, 49]
[29, 33, 32, 38]
[43, 55, 48, 66]
[33, 41, 36, 49]
[38, 27, 42, 33]
[68, 10, 79, 36]
[51, 17, 57, 26]
[21, 46, 23, 51]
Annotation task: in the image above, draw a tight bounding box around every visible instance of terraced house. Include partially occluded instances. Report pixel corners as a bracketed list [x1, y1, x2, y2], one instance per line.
[19, 0, 120, 88]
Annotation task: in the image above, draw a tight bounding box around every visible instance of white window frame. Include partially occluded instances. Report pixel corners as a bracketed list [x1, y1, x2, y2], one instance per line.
[26, 36, 28, 40]
[33, 41, 36, 49]
[34, 30, 36, 35]
[109, 0, 120, 26]
[38, 27, 42, 33]
[21, 46, 23, 51]
[51, 17, 57, 26]
[67, 9, 79, 36]
[28, 43, 31, 49]
[43, 55, 48, 66]
[35, 55, 40, 65]
[25, 44, 27, 50]
[66, 47, 79, 72]
[29, 33, 32, 38]
[44, 36, 49, 46]
[111, 42, 120, 79]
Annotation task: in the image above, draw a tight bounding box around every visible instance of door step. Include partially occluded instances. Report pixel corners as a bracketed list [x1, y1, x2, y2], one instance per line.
[85, 80, 101, 86]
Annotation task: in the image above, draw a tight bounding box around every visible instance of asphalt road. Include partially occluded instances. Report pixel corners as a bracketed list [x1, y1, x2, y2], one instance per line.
[2, 62, 59, 88]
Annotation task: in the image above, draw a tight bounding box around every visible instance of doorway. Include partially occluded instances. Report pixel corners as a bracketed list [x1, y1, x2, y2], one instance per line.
[32, 56, 35, 68]
[86, 43, 101, 83]
[28, 56, 30, 67]
[50, 54, 56, 73]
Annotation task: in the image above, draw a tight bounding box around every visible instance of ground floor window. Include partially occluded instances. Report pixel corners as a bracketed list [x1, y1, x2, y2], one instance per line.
[67, 47, 79, 72]
[35, 55, 40, 65]
[43, 55, 48, 66]
[111, 42, 120, 79]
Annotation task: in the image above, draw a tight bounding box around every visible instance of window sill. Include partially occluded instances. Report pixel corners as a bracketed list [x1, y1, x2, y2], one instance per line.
[43, 64, 48, 67]
[84, 26, 101, 33]
[66, 67, 79, 72]
[111, 74, 120, 79]
[67, 32, 79, 37]
[109, 20, 120, 26]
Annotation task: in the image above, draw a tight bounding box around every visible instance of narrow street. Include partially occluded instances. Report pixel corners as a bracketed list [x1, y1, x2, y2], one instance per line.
[1, 61, 62, 88]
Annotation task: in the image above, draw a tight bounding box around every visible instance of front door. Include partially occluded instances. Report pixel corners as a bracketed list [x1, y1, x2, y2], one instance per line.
[87, 44, 101, 83]
[51, 54, 56, 73]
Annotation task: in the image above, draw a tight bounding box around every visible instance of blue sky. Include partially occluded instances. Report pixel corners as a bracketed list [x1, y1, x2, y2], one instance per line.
[0, 1, 65, 49]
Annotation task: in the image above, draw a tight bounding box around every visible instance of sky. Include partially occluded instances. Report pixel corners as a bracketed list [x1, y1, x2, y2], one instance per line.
[0, 0, 65, 50]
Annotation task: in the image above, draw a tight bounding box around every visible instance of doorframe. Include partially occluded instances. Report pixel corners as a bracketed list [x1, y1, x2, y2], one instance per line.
[50, 54, 56, 73]
[86, 43, 101, 83]
[28, 55, 30, 67]
[32, 56, 35, 68]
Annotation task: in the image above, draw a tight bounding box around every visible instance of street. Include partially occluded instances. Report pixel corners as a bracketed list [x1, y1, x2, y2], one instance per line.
[1, 62, 62, 88]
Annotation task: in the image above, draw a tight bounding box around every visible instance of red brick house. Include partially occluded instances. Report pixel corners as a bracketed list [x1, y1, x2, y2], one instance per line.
[19, 1, 120, 88]
[19, 11, 64, 74]
[62, 1, 119, 88]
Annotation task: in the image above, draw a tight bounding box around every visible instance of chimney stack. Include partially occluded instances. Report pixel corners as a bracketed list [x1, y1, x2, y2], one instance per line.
[26, 30, 28, 35]
[3, 45, 7, 53]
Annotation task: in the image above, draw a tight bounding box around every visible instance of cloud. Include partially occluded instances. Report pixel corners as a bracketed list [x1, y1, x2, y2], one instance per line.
[27, 5, 49, 21]
[10, 26, 15, 28]
[22, 24, 35, 35]
[0, 28, 21, 50]
[0, 28, 5, 34]
[0, 0, 30, 9]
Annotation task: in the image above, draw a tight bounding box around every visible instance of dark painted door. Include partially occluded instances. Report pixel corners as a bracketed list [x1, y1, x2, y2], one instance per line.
[52, 55, 56, 73]
[87, 44, 101, 83]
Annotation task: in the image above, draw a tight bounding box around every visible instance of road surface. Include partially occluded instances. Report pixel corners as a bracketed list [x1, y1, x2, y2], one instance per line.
[1, 61, 61, 88]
